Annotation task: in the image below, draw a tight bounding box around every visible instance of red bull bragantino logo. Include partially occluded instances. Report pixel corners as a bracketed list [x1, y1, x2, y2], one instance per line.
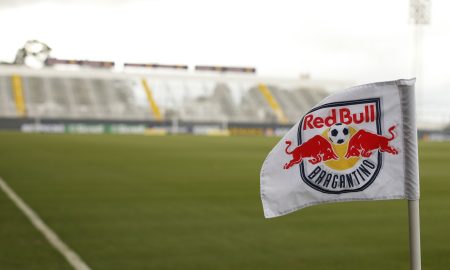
[283, 98, 399, 194]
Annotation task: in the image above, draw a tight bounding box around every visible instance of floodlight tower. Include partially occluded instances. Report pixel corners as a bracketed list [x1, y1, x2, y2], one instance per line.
[409, 0, 430, 124]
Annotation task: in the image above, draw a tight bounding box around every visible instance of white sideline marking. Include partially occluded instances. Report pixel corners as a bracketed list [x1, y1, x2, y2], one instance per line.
[0, 177, 91, 270]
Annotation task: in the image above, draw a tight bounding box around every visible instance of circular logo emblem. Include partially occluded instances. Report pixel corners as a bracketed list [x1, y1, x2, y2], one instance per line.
[282, 98, 399, 194]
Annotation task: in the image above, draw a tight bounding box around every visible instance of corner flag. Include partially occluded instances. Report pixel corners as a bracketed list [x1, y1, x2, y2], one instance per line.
[261, 79, 419, 217]
[260, 78, 421, 269]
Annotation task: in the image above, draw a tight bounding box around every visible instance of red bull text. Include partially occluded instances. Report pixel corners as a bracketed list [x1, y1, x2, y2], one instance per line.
[303, 105, 376, 130]
[284, 98, 399, 194]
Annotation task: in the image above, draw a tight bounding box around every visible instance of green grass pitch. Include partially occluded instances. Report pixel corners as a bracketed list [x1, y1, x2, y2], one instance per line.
[0, 133, 449, 270]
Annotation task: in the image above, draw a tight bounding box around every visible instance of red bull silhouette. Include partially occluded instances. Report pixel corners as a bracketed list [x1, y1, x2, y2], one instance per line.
[345, 125, 398, 158]
[284, 135, 338, 169]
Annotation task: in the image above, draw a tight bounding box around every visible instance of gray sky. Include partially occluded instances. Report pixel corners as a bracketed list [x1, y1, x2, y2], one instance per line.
[0, 0, 449, 124]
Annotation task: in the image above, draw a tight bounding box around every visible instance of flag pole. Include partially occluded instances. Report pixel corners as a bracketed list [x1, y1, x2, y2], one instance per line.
[408, 199, 421, 270]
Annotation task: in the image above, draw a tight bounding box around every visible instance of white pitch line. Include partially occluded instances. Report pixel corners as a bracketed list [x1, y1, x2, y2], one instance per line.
[0, 177, 91, 270]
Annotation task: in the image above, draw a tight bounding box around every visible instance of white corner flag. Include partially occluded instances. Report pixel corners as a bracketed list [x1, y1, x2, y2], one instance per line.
[260, 78, 421, 269]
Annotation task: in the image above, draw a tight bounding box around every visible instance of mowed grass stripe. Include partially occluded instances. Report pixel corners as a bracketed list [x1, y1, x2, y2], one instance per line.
[0, 133, 449, 270]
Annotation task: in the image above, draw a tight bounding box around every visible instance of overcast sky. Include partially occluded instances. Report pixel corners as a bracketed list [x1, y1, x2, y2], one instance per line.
[0, 0, 449, 124]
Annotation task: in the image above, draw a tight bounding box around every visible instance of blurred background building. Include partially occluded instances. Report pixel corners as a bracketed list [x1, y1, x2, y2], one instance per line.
[0, 0, 449, 138]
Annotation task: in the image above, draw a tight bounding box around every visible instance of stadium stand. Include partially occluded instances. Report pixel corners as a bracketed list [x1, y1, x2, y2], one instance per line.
[0, 76, 16, 117]
[1, 75, 152, 120]
[0, 65, 346, 133]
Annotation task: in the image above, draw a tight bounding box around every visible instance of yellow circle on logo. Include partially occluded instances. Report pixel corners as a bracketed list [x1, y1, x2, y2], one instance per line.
[322, 126, 360, 171]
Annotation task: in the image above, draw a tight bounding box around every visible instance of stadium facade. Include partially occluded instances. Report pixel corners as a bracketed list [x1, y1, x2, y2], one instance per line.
[1, 65, 448, 139]
[0, 65, 347, 136]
